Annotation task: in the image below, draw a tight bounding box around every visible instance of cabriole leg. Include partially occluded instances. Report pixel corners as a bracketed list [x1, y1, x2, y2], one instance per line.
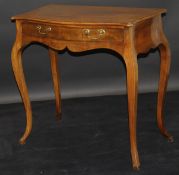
[157, 38, 173, 142]
[12, 41, 32, 144]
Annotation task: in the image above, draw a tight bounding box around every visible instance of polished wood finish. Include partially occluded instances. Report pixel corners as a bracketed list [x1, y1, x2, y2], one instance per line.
[11, 4, 166, 26]
[11, 4, 172, 169]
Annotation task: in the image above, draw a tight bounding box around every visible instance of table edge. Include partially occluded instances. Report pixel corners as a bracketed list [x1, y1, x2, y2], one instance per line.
[11, 6, 167, 27]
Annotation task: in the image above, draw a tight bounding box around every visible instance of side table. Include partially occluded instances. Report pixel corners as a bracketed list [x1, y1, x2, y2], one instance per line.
[11, 4, 173, 169]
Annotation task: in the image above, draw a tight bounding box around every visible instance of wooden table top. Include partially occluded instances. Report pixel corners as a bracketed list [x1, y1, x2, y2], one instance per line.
[12, 4, 166, 26]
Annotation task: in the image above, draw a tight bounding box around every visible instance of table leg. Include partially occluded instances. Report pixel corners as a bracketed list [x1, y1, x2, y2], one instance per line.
[49, 48, 62, 119]
[125, 53, 140, 170]
[157, 37, 173, 142]
[122, 27, 140, 170]
[11, 41, 32, 144]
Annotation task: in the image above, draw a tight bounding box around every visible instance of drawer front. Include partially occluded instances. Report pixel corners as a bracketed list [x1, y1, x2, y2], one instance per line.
[22, 22, 123, 42]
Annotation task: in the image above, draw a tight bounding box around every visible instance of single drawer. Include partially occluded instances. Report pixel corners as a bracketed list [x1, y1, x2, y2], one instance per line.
[22, 22, 124, 42]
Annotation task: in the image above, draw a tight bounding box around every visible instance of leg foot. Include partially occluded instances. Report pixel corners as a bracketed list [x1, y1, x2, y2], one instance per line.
[19, 138, 26, 145]
[168, 136, 174, 143]
[56, 113, 62, 121]
[133, 165, 140, 171]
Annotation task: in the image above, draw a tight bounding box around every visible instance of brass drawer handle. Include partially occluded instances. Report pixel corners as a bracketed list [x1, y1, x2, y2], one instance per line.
[83, 29, 106, 40]
[36, 25, 52, 35]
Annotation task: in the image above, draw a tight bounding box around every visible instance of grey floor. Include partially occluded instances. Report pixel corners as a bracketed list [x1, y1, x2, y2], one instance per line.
[0, 91, 178, 175]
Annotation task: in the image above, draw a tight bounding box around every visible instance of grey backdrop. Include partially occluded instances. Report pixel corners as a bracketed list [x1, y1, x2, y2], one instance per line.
[0, 0, 178, 104]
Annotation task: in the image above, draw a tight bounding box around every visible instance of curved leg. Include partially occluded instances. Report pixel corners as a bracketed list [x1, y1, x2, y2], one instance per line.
[122, 27, 140, 170]
[11, 41, 32, 144]
[49, 48, 62, 119]
[125, 55, 140, 170]
[157, 38, 173, 142]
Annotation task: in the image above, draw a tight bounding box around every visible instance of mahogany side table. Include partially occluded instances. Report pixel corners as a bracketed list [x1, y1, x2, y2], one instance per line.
[11, 4, 173, 169]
